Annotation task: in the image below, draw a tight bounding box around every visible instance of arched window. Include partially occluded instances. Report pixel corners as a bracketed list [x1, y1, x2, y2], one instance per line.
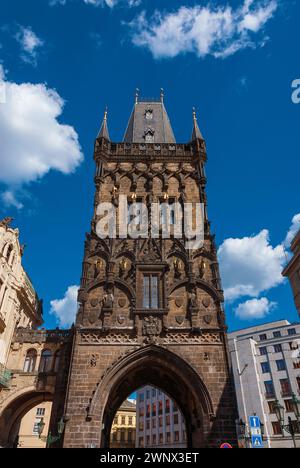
[53, 350, 61, 372]
[6, 245, 14, 262]
[23, 349, 37, 373]
[39, 350, 52, 373]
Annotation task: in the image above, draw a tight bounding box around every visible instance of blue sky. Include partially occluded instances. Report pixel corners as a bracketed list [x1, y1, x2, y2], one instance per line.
[0, 0, 299, 332]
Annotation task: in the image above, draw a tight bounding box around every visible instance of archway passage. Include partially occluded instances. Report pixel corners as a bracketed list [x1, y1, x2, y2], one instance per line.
[110, 386, 188, 449]
[88, 345, 214, 448]
[0, 391, 52, 448]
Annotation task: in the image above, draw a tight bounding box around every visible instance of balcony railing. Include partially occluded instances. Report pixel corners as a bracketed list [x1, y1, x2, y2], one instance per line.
[265, 392, 276, 399]
[0, 364, 12, 388]
[281, 390, 293, 398]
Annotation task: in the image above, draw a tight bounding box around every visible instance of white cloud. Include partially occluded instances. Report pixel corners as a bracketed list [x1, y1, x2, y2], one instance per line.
[50, 285, 79, 328]
[235, 297, 277, 320]
[0, 72, 83, 202]
[49, 0, 140, 7]
[1, 191, 24, 210]
[129, 0, 278, 59]
[218, 229, 286, 302]
[16, 26, 44, 65]
[285, 213, 300, 247]
[0, 64, 5, 81]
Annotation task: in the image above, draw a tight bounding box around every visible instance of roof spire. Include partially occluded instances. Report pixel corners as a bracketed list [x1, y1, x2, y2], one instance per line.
[160, 88, 164, 103]
[135, 88, 140, 104]
[191, 107, 204, 141]
[97, 106, 110, 140]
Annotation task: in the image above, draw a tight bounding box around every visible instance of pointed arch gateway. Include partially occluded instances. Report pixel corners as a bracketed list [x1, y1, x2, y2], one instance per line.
[87, 345, 214, 448]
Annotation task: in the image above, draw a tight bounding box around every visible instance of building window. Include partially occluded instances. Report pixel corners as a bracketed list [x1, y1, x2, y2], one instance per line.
[285, 399, 295, 413]
[259, 334, 267, 341]
[274, 344, 283, 353]
[146, 420, 150, 430]
[152, 403, 156, 416]
[139, 393, 144, 402]
[152, 419, 156, 428]
[139, 437, 144, 447]
[53, 350, 61, 372]
[23, 349, 37, 373]
[166, 432, 171, 443]
[146, 435, 150, 446]
[174, 431, 179, 442]
[260, 347, 268, 356]
[159, 417, 163, 427]
[152, 434, 156, 445]
[174, 413, 179, 425]
[279, 379, 292, 397]
[128, 416, 133, 425]
[146, 389, 150, 399]
[273, 331, 281, 338]
[268, 401, 277, 414]
[139, 421, 144, 431]
[159, 433, 163, 444]
[276, 359, 286, 371]
[39, 349, 52, 373]
[288, 328, 296, 336]
[280, 379, 292, 397]
[36, 408, 45, 417]
[128, 431, 132, 442]
[159, 401, 163, 415]
[143, 274, 159, 309]
[165, 399, 170, 414]
[261, 362, 270, 374]
[121, 416, 126, 425]
[114, 416, 118, 425]
[272, 422, 282, 435]
[166, 414, 170, 426]
[152, 388, 156, 397]
[146, 404, 150, 417]
[265, 380, 275, 398]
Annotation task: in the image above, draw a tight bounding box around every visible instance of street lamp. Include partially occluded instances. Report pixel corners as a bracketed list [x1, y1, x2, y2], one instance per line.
[274, 399, 298, 448]
[38, 417, 65, 448]
[37, 418, 45, 437]
[274, 400, 285, 431]
[291, 393, 300, 425]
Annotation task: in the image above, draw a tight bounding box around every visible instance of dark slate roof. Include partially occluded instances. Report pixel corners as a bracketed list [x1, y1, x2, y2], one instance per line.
[123, 100, 176, 144]
[191, 109, 204, 141]
[120, 399, 136, 410]
[97, 110, 110, 140]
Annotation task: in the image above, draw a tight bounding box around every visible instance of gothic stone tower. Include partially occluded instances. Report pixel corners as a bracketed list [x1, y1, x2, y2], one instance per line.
[63, 92, 237, 448]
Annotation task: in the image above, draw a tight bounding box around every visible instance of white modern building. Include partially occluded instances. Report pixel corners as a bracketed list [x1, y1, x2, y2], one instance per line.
[229, 320, 300, 448]
[136, 386, 187, 448]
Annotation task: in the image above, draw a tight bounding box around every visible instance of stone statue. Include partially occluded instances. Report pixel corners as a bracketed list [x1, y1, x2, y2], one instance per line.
[0, 217, 14, 228]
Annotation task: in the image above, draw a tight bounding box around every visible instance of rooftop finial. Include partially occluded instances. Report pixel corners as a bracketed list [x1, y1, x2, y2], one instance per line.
[191, 106, 204, 141]
[135, 88, 139, 104]
[160, 88, 164, 103]
[192, 106, 197, 121]
[97, 106, 110, 140]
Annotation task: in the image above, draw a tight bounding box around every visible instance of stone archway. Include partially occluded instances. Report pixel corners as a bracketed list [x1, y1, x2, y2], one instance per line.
[0, 389, 53, 447]
[87, 345, 214, 448]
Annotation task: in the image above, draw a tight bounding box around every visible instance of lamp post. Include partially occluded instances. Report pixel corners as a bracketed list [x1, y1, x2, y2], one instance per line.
[37, 417, 65, 448]
[274, 399, 298, 448]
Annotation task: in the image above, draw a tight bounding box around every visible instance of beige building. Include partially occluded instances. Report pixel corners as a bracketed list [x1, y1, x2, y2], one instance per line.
[0, 217, 42, 370]
[283, 230, 300, 317]
[0, 218, 72, 449]
[110, 399, 136, 448]
[10, 400, 53, 448]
